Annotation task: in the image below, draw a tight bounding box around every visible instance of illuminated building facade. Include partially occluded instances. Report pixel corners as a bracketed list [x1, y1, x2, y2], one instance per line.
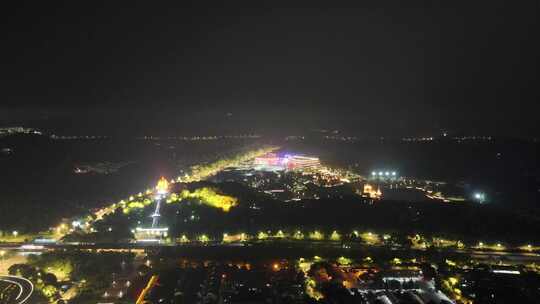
[286, 155, 321, 170]
[253, 153, 321, 171]
[363, 183, 382, 199]
[254, 153, 284, 171]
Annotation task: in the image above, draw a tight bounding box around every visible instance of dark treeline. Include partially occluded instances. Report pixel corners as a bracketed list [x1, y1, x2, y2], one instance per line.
[92, 181, 540, 245]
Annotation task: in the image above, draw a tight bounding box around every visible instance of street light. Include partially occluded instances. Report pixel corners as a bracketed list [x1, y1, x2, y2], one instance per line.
[473, 192, 486, 204]
[12, 231, 18, 237]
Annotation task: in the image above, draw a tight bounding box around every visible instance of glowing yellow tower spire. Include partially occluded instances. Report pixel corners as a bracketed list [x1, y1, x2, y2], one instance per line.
[156, 177, 169, 195]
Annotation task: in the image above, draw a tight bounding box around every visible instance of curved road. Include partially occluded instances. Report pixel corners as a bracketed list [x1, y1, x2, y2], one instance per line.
[0, 276, 33, 304]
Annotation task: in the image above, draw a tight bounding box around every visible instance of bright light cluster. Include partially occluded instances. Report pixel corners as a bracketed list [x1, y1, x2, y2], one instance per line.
[156, 177, 169, 195]
[371, 171, 397, 177]
[170, 187, 238, 212]
[254, 153, 321, 171]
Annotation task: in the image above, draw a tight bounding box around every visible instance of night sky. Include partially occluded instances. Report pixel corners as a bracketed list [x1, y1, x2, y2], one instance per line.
[1, 1, 538, 136]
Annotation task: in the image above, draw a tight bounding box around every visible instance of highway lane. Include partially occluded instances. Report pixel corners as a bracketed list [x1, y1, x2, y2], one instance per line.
[0, 276, 34, 304]
[2, 241, 540, 265]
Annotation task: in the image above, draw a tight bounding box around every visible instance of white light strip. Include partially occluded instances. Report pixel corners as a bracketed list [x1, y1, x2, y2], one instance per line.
[2, 275, 34, 304]
[19, 245, 44, 250]
[492, 270, 520, 274]
[135, 227, 168, 232]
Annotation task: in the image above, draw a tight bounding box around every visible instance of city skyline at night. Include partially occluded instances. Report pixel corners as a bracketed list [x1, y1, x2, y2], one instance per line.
[1, 1, 539, 303]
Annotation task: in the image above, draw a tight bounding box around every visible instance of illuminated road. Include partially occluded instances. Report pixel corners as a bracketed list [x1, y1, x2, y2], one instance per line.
[0, 276, 34, 304]
[2, 241, 540, 265]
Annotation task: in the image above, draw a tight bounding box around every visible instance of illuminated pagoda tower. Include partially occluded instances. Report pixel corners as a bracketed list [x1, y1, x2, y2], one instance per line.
[152, 177, 169, 227]
[135, 177, 170, 242]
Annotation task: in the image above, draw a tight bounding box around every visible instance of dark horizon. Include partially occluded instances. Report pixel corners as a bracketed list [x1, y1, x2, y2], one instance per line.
[2, 1, 539, 137]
